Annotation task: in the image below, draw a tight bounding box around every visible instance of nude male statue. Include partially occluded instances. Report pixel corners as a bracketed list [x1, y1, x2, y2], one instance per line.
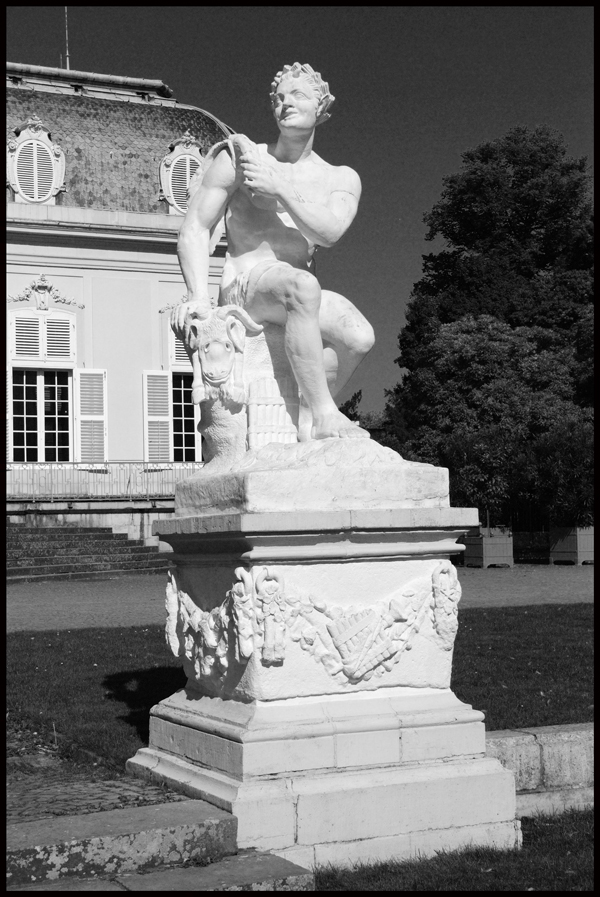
[172, 62, 375, 440]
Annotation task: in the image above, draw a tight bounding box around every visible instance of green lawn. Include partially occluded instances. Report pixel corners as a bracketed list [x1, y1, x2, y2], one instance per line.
[6, 604, 593, 769]
[451, 604, 594, 730]
[314, 808, 593, 891]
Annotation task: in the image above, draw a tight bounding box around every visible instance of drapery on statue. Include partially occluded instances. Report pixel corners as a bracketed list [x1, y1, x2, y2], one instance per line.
[171, 62, 375, 458]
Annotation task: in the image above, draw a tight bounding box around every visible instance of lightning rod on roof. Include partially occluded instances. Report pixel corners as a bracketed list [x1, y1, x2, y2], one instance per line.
[65, 7, 70, 70]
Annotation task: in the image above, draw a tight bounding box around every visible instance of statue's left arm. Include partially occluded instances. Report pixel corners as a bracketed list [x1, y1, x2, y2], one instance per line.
[241, 156, 361, 248]
[278, 167, 361, 248]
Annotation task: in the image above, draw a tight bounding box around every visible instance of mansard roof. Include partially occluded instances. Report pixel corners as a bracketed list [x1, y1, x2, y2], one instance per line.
[6, 62, 231, 214]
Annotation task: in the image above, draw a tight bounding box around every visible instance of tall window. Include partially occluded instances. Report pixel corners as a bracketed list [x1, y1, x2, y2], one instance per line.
[7, 310, 107, 464]
[143, 370, 201, 462]
[172, 373, 196, 461]
[11, 369, 71, 462]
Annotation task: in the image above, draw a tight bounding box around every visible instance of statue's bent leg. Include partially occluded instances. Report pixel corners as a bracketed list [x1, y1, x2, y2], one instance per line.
[319, 290, 376, 398]
[244, 265, 370, 440]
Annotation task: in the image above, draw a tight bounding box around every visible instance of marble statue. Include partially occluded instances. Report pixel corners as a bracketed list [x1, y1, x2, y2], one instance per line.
[171, 62, 375, 458]
[129, 64, 519, 869]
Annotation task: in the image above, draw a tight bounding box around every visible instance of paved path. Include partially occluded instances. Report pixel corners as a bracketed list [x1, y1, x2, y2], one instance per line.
[7, 756, 186, 826]
[457, 564, 593, 608]
[6, 565, 593, 633]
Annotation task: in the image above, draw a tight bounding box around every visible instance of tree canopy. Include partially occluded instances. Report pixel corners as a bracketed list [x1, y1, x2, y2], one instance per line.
[385, 126, 593, 528]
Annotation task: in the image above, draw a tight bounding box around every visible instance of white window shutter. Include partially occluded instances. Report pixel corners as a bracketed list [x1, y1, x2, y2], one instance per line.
[171, 328, 192, 366]
[10, 311, 75, 364]
[74, 369, 108, 463]
[170, 154, 200, 213]
[143, 371, 172, 463]
[34, 143, 55, 201]
[15, 140, 55, 202]
[45, 315, 75, 362]
[15, 141, 36, 200]
[13, 315, 41, 359]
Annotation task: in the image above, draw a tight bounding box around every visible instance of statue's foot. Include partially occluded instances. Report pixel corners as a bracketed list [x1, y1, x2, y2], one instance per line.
[297, 396, 313, 442]
[311, 409, 370, 440]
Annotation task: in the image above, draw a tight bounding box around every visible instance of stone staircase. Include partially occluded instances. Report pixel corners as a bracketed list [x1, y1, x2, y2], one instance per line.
[6, 524, 172, 583]
[7, 798, 313, 891]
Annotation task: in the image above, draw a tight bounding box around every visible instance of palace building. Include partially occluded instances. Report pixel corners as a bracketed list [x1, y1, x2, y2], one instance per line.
[6, 61, 231, 541]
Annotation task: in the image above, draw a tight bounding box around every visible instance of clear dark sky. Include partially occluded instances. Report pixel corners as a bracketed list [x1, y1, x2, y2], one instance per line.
[7, 6, 593, 412]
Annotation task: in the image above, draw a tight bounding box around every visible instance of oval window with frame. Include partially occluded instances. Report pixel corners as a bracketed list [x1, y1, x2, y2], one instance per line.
[15, 139, 55, 202]
[169, 154, 200, 213]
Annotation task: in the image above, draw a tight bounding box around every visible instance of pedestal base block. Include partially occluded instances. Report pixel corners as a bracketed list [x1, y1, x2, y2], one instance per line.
[127, 688, 520, 863]
[132, 456, 519, 864]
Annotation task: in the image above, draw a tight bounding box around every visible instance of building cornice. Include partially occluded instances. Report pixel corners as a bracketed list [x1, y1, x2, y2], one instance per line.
[6, 204, 226, 256]
[7, 61, 174, 103]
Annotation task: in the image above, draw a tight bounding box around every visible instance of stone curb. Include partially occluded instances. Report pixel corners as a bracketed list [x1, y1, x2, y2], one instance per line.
[486, 722, 594, 815]
[6, 800, 237, 889]
[7, 851, 315, 891]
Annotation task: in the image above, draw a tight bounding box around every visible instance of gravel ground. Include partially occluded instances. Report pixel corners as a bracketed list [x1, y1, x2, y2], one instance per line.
[6, 564, 593, 632]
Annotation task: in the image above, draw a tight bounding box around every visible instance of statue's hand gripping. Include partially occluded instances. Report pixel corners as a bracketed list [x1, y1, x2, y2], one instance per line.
[170, 301, 211, 346]
[240, 151, 286, 199]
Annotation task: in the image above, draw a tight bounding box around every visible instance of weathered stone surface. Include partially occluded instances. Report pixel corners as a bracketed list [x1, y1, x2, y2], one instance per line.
[521, 723, 594, 789]
[8, 877, 124, 891]
[516, 786, 593, 817]
[115, 851, 314, 891]
[487, 723, 594, 793]
[486, 730, 542, 792]
[175, 438, 450, 516]
[6, 800, 236, 887]
[275, 819, 521, 870]
[7, 852, 314, 892]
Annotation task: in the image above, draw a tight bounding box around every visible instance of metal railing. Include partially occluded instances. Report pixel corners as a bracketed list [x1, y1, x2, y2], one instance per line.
[6, 461, 205, 502]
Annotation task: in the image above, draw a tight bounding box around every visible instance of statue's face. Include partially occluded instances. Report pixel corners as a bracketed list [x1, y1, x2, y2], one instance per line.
[272, 76, 320, 131]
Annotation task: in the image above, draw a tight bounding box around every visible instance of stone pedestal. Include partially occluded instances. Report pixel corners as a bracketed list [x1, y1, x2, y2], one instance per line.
[127, 440, 521, 865]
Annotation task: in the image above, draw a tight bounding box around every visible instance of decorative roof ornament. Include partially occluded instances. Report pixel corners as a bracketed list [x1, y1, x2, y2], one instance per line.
[7, 274, 85, 310]
[167, 130, 202, 155]
[14, 113, 46, 136]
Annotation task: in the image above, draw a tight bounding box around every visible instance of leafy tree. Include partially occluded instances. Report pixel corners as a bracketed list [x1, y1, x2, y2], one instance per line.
[386, 126, 593, 527]
[338, 390, 362, 421]
[388, 315, 592, 526]
[527, 407, 594, 527]
[396, 126, 593, 380]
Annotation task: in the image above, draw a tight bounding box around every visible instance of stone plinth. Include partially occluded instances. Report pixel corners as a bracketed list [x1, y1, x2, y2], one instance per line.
[127, 441, 520, 865]
[175, 438, 450, 516]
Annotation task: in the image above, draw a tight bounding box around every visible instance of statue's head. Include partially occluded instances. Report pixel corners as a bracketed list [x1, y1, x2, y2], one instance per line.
[270, 63, 335, 127]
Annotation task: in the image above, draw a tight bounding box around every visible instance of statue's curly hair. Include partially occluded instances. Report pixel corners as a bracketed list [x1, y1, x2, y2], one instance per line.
[270, 63, 335, 125]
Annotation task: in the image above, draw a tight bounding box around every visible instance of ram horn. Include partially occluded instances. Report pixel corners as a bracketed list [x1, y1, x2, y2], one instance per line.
[217, 305, 264, 335]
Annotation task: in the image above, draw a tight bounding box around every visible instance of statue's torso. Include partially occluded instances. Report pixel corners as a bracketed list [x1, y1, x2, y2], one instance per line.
[222, 145, 338, 288]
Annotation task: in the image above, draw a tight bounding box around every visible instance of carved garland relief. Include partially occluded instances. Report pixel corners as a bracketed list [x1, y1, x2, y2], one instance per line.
[165, 561, 461, 685]
[7, 273, 84, 309]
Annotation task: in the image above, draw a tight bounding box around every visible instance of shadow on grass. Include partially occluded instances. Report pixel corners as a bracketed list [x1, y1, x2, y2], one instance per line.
[103, 665, 187, 744]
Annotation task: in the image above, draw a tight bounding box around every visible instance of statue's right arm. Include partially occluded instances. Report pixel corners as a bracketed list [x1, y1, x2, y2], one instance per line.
[174, 149, 240, 329]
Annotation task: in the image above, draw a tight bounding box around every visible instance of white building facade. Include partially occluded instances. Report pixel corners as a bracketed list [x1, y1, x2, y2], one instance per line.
[6, 62, 230, 539]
